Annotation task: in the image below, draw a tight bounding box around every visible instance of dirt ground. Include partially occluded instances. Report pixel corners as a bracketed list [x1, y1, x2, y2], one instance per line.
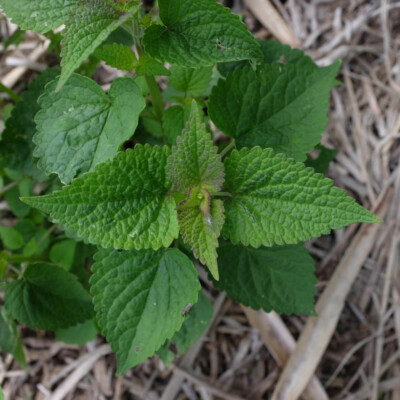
[1, 0, 400, 399]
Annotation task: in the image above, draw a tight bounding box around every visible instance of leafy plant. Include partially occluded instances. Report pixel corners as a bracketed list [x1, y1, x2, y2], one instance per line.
[0, 0, 378, 375]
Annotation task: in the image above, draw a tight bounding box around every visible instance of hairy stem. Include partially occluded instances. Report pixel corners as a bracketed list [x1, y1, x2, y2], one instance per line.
[219, 140, 236, 158]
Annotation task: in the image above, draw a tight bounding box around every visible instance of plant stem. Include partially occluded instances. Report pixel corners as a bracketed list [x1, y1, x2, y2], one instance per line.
[7, 254, 45, 263]
[0, 181, 18, 197]
[145, 75, 164, 122]
[0, 82, 21, 102]
[219, 140, 236, 158]
[215, 192, 232, 197]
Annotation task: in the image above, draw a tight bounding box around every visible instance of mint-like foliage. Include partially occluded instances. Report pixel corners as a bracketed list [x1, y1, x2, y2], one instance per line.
[168, 66, 213, 97]
[94, 43, 137, 71]
[0, 0, 76, 32]
[223, 147, 379, 247]
[209, 63, 340, 161]
[5, 263, 94, 330]
[0, 68, 60, 179]
[91, 248, 201, 375]
[143, 0, 262, 67]
[23, 146, 179, 250]
[169, 103, 225, 278]
[34, 74, 145, 184]
[169, 102, 224, 193]
[213, 243, 317, 315]
[58, 1, 140, 90]
[157, 292, 213, 366]
[162, 103, 193, 145]
[179, 193, 225, 280]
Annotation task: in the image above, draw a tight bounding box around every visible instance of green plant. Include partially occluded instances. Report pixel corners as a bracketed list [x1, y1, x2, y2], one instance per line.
[0, 0, 378, 374]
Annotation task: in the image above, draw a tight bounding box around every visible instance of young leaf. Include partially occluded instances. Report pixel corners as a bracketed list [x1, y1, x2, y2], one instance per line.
[5, 263, 94, 330]
[169, 66, 213, 96]
[55, 319, 98, 345]
[209, 63, 340, 162]
[169, 102, 224, 193]
[23, 145, 179, 251]
[213, 243, 317, 315]
[223, 147, 379, 248]
[162, 103, 192, 145]
[49, 239, 77, 271]
[157, 292, 213, 366]
[179, 195, 225, 280]
[0, 0, 77, 33]
[0, 308, 27, 368]
[135, 54, 170, 76]
[90, 248, 201, 375]
[34, 74, 145, 184]
[0, 226, 24, 250]
[93, 43, 136, 71]
[58, 1, 140, 90]
[143, 0, 262, 67]
[0, 68, 60, 179]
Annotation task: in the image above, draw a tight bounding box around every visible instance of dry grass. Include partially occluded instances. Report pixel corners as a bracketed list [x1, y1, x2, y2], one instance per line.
[1, 0, 400, 399]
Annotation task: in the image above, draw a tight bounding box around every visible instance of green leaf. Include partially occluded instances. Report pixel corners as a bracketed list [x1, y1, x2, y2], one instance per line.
[0, 308, 27, 368]
[209, 63, 340, 161]
[23, 145, 179, 251]
[49, 239, 77, 271]
[55, 319, 98, 345]
[34, 74, 145, 183]
[93, 43, 136, 70]
[157, 292, 213, 366]
[0, 251, 8, 278]
[4, 28, 26, 49]
[5, 263, 94, 330]
[213, 243, 317, 315]
[162, 103, 192, 145]
[90, 248, 201, 375]
[223, 147, 379, 247]
[57, 1, 140, 90]
[4, 184, 31, 218]
[143, 0, 262, 67]
[169, 102, 224, 193]
[218, 39, 316, 76]
[0, 0, 77, 32]
[0, 68, 60, 179]
[169, 66, 213, 96]
[0, 226, 24, 250]
[179, 193, 224, 280]
[305, 144, 338, 174]
[135, 54, 170, 76]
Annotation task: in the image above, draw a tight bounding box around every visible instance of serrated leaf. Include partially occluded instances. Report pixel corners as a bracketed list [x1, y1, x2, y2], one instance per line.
[213, 243, 317, 315]
[90, 248, 201, 374]
[23, 145, 179, 251]
[0, 68, 60, 179]
[143, 0, 262, 67]
[94, 43, 136, 70]
[55, 319, 98, 345]
[209, 63, 340, 162]
[58, 1, 140, 90]
[162, 103, 192, 145]
[169, 65, 213, 96]
[179, 195, 224, 280]
[135, 54, 170, 76]
[0, 226, 24, 250]
[0, 0, 77, 33]
[34, 74, 145, 183]
[169, 102, 224, 193]
[5, 263, 94, 330]
[218, 39, 316, 76]
[223, 147, 379, 248]
[0, 308, 27, 368]
[157, 291, 213, 366]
